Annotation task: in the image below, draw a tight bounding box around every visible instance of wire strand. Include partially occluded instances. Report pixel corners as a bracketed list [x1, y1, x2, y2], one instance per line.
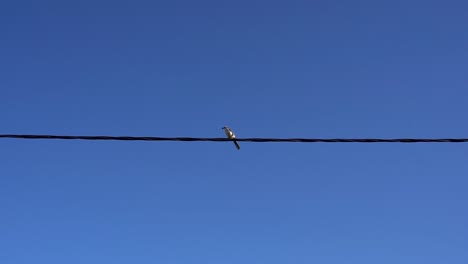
[1, 134, 467, 143]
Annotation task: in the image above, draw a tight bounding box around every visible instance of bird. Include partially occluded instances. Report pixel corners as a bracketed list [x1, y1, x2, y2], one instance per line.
[222, 126, 240, 150]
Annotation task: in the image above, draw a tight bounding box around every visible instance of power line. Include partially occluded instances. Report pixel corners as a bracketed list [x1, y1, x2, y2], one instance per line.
[1, 134, 467, 143]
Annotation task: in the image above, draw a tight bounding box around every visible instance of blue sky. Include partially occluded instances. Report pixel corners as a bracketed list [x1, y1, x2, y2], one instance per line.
[1, 0, 467, 263]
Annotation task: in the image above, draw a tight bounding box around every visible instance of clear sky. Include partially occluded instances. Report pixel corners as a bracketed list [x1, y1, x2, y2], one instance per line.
[1, 0, 467, 263]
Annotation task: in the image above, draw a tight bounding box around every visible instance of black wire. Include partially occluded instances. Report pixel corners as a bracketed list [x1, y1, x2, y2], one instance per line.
[0, 134, 467, 143]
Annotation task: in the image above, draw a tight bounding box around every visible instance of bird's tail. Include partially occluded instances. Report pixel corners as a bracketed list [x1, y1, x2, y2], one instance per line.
[233, 140, 240, 150]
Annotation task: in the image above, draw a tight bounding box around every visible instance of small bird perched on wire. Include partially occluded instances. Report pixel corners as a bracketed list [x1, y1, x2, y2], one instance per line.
[222, 126, 240, 150]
